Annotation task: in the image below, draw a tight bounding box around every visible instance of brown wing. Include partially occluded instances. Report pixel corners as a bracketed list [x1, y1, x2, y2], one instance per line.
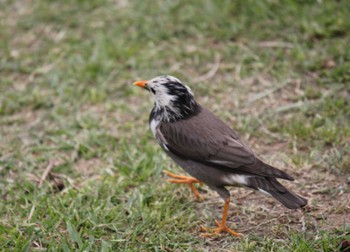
[158, 108, 256, 167]
[157, 107, 294, 180]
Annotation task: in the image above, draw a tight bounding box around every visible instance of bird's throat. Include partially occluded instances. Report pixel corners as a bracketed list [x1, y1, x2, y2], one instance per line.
[150, 103, 201, 123]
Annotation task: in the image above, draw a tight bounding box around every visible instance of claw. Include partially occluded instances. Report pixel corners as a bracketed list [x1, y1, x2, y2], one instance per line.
[163, 170, 202, 201]
[200, 197, 243, 237]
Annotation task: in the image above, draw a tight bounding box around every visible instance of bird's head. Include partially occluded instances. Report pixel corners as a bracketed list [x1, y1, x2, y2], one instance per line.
[133, 75, 200, 122]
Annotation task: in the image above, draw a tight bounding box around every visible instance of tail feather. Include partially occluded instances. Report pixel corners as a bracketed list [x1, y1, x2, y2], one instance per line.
[269, 190, 308, 209]
[247, 176, 307, 209]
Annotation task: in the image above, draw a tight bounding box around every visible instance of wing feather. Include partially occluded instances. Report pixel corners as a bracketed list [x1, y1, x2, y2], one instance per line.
[156, 107, 294, 180]
[158, 108, 256, 168]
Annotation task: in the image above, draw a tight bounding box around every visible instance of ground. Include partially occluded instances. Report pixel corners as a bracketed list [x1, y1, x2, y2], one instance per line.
[0, 0, 349, 251]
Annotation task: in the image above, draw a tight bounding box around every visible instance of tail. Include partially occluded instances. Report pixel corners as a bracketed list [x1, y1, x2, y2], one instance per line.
[247, 176, 307, 209]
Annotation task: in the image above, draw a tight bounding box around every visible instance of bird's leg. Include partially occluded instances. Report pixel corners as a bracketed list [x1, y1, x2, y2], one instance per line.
[200, 197, 242, 237]
[163, 170, 202, 201]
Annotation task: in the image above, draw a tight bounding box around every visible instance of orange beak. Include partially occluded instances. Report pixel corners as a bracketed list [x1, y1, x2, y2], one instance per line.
[133, 80, 148, 89]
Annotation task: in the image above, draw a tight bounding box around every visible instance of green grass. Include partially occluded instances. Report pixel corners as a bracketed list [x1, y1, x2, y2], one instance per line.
[1, 0, 349, 251]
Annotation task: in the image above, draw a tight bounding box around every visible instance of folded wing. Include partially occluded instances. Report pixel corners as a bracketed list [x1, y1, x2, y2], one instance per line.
[157, 107, 293, 181]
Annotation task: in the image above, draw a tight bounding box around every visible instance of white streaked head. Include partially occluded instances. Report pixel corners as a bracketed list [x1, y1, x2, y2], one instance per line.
[146, 75, 194, 109]
[135, 75, 199, 122]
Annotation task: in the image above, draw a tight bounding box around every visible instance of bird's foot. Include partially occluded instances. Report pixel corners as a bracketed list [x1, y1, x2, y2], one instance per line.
[163, 170, 203, 201]
[200, 220, 242, 237]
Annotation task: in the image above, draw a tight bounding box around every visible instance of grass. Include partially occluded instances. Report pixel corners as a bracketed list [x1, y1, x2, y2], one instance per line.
[1, 0, 349, 251]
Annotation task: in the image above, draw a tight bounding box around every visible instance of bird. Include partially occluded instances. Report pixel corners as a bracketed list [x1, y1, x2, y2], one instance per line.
[133, 75, 307, 237]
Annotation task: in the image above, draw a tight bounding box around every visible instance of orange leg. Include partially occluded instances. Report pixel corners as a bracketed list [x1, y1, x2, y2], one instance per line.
[163, 170, 202, 201]
[200, 197, 242, 237]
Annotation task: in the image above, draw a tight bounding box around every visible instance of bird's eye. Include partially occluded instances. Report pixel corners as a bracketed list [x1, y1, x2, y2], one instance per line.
[150, 88, 156, 94]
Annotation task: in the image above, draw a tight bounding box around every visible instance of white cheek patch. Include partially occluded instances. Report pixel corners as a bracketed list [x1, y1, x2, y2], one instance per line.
[155, 92, 176, 107]
[153, 84, 176, 107]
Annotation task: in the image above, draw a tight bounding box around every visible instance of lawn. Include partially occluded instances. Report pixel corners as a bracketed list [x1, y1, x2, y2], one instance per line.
[1, 0, 349, 251]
